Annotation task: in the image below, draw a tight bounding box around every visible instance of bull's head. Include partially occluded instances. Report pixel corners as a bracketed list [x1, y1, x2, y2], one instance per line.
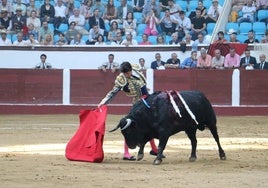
[109, 117, 138, 149]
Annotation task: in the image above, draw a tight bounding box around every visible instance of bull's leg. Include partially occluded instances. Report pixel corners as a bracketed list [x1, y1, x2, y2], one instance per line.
[137, 144, 145, 161]
[153, 135, 169, 165]
[209, 126, 226, 160]
[186, 129, 197, 162]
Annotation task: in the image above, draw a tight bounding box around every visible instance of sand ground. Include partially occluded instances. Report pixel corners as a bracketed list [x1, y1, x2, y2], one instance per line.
[0, 115, 267, 188]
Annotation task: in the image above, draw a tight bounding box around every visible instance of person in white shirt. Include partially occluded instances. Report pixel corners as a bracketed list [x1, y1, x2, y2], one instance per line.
[54, 0, 68, 29]
[35, 54, 52, 69]
[175, 10, 191, 41]
[13, 31, 27, 46]
[237, 0, 256, 24]
[68, 8, 88, 35]
[0, 29, 12, 45]
[26, 10, 41, 31]
[206, 0, 223, 23]
[121, 33, 138, 46]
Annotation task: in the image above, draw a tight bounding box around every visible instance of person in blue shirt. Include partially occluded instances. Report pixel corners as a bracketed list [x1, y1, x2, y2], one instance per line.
[180, 51, 197, 69]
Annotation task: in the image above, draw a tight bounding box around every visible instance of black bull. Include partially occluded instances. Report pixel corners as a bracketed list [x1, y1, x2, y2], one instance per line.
[110, 90, 226, 165]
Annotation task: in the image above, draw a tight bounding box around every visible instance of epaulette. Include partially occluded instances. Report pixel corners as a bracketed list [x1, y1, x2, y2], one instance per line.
[115, 73, 127, 87]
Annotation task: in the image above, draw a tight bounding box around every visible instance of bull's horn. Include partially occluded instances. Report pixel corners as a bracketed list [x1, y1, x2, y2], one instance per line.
[120, 118, 132, 131]
[109, 125, 120, 132]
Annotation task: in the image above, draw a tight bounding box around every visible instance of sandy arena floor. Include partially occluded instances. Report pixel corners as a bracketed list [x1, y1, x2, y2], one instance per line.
[0, 114, 267, 188]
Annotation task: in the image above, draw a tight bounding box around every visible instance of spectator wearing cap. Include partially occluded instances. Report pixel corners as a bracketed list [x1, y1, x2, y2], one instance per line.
[227, 28, 240, 43]
[11, 7, 27, 33]
[197, 48, 212, 69]
[0, 29, 12, 45]
[0, 9, 12, 31]
[206, 0, 223, 24]
[0, 0, 13, 18]
[224, 48, 241, 68]
[13, 0, 27, 16]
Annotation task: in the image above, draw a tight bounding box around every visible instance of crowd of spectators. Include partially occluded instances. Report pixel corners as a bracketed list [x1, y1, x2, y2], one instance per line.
[0, 0, 267, 47]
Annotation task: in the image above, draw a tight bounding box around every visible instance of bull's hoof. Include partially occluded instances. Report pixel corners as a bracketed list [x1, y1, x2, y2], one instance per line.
[137, 153, 144, 161]
[153, 158, 162, 165]
[220, 155, 226, 160]
[189, 157, 197, 162]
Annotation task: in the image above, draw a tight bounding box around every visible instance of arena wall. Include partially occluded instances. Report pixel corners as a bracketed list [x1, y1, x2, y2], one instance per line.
[0, 69, 267, 116]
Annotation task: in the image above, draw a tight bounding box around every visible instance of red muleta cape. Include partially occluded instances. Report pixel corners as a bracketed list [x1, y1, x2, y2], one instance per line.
[65, 105, 107, 163]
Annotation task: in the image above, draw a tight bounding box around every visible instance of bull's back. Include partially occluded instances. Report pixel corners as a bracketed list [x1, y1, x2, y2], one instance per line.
[179, 90, 216, 126]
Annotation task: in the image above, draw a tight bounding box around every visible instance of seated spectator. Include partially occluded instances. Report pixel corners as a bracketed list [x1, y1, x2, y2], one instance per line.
[206, 0, 223, 24]
[123, 12, 137, 38]
[159, 9, 177, 36]
[68, 8, 88, 35]
[212, 49, 225, 69]
[230, 0, 248, 22]
[0, 9, 12, 32]
[103, 0, 117, 24]
[227, 29, 240, 43]
[0, 29, 12, 45]
[175, 11, 191, 41]
[244, 30, 259, 43]
[99, 54, 119, 72]
[65, 21, 80, 44]
[213, 31, 228, 43]
[54, 0, 68, 29]
[27, 1, 40, 18]
[27, 10, 41, 33]
[169, 32, 180, 45]
[189, 8, 206, 41]
[180, 50, 197, 69]
[151, 53, 166, 69]
[165, 52, 180, 69]
[92, 0, 105, 17]
[261, 30, 268, 43]
[0, 0, 13, 18]
[25, 33, 39, 45]
[138, 58, 148, 70]
[88, 8, 106, 31]
[87, 24, 105, 45]
[41, 33, 54, 45]
[156, 35, 165, 45]
[182, 34, 194, 46]
[254, 54, 268, 70]
[224, 48, 241, 68]
[117, 0, 133, 24]
[144, 9, 160, 36]
[189, 0, 207, 20]
[13, 0, 27, 16]
[11, 7, 27, 34]
[197, 48, 212, 69]
[95, 34, 106, 45]
[139, 33, 152, 45]
[80, 0, 94, 21]
[110, 31, 124, 45]
[13, 31, 27, 45]
[35, 54, 52, 69]
[132, 0, 145, 12]
[167, 0, 181, 16]
[107, 21, 121, 42]
[55, 33, 68, 46]
[70, 33, 86, 45]
[192, 33, 209, 48]
[38, 20, 54, 43]
[142, 0, 161, 21]
[240, 49, 257, 69]
[121, 33, 138, 46]
[40, 0, 55, 23]
[237, 0, 256, 24]
[256, 0, 268, 10]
